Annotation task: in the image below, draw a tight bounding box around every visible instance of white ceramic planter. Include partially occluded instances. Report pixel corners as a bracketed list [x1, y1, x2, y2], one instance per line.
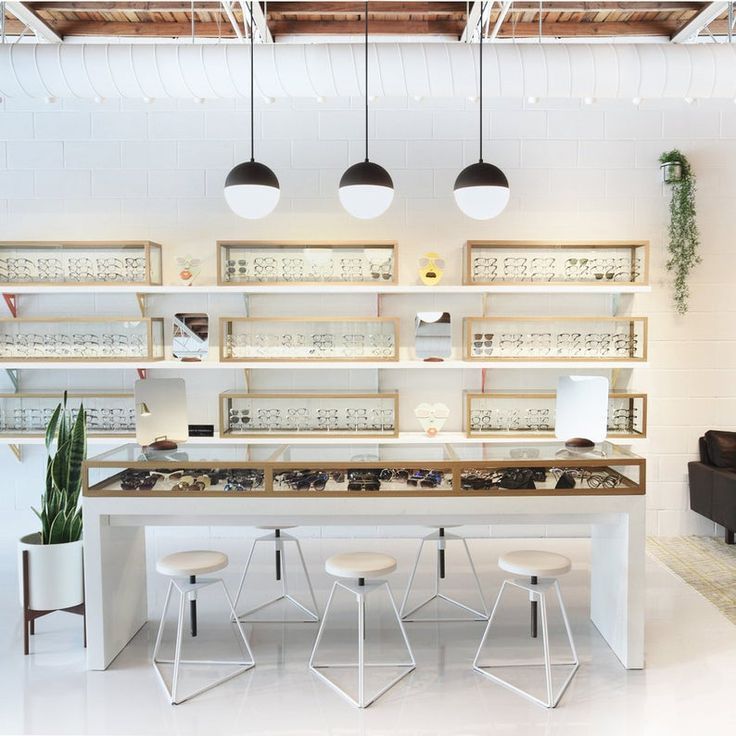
[18, 533, 84, 611]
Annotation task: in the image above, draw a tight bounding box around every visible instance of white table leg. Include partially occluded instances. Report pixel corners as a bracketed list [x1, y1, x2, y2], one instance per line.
[590, 502, 645, 669]
[84, 511, 148, 670]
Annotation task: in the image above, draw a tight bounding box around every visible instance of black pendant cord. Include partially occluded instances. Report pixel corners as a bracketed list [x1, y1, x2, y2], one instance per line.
[479, 1, 484, 164]
[364, 0, 369, 162]
[250, 0, 255, 163]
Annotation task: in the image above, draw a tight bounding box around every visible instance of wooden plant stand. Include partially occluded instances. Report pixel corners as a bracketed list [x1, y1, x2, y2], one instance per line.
[22, 550, 86, 655]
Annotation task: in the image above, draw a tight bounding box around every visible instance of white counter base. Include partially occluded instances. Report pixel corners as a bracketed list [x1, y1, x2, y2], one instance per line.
[82, 493, 645, 671]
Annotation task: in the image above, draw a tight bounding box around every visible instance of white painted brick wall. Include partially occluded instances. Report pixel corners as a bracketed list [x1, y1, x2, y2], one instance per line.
[0, 95, 733, 545]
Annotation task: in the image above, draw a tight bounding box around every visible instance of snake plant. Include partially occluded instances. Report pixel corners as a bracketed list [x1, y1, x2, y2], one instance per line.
[33, 392, 87, 544]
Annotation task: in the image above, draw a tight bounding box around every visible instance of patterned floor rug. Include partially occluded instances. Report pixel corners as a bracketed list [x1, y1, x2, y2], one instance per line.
[648, 536, 736, 625]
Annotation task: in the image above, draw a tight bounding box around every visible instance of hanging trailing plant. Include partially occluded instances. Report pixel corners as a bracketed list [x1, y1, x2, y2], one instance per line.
[659, 149, 701, 314]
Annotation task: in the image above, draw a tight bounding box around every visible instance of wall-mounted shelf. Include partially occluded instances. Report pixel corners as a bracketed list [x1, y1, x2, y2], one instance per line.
[0, 359, 649, 370]
[0, 283, 651, 295]
[0, 431, 645, 447]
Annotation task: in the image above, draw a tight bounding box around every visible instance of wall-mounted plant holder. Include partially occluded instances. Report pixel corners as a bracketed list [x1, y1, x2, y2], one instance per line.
[463, 315, 648, 362]
[464, 391, 647, 439]
[219, 391, 399, 438]
[0, 317, 165, 362]
[0, 241, 162, 286]
[217, 241, 398, 286]
[0, 392, 136, 437]
[463, 240, 649, 286]
[220, 316, 399, 362]
[660, 160, 683, 184]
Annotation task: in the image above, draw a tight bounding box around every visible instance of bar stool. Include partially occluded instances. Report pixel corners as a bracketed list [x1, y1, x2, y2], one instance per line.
[473, 550, 579, 709]
[309, 552, 415, 708]
[233, 526, 320, 623]
[400, 526, 489, 621]
[152, 550, 255, 705]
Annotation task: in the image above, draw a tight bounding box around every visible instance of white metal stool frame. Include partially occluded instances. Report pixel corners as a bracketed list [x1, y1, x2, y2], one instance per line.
[233, 529, 320, 623]
[473, 576, 580, 709]
[400, 528, 489, 622]
[309, 578, 416, 709]
[152, 576, 255, 705]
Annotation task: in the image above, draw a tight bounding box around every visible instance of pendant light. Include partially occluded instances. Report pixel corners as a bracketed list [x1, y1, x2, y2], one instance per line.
[224, 1, 280, 219]
[453, 2, 509, 220]
[338, 1, 394, 219]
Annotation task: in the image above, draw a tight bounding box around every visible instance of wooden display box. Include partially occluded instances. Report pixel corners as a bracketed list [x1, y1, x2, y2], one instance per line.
[464, 391, 648, 439]
[219, 390, 399, 438]
[0, 392, 136, 437]
[463, 240, 649, 286]
[219, 316, 400, 362]
[217, 240, 398, 286]
[463, 315, 648, 362]
[0, 317, 165, 362]
[0, 241, 162, 286]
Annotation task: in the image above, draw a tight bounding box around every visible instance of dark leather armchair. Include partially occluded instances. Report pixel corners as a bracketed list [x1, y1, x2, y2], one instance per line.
[689, 430, 736, 544]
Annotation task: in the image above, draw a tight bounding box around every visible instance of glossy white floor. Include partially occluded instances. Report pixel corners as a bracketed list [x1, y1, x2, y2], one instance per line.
[1, 536, 735, 735]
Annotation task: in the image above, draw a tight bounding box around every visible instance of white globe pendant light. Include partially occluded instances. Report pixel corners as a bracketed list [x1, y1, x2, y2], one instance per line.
[224, 1, 280, 219]
[454, 2, 509, 220]
[338, 1, 394, 219]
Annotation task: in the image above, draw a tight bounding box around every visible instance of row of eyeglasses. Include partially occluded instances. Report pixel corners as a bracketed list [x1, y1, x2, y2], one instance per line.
[1, 333, 147, 358]
[227, 407, 395, 433]
[471, 255, 643, 283]
[223, 254, 393, 283]
[0, 256, 147, 283]
[471, 331, 639, 357]
[0, 407, 135, 433]
[470, 408, 552, 432]
[225, 332, 396, 359]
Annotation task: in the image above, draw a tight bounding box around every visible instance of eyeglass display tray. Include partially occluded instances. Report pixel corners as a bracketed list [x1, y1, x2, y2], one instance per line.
[464, 240, 649, 286]
[0, 241, 162, 286]
[83, 442, 645, 498]
[464, 315, 648, 362]
[220, 316, 400, 362]
[0, 392, 136, 437]
[219, 390, 399, 438]
[464, 391, 647, 439]
[217, 241, 398, 286]
[0, 317, 165, 362]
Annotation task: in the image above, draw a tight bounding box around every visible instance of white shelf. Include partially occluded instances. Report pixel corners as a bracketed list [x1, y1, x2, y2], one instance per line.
[0, 431, 642, 447]
[0, 283, 651, 295]
[0, 359, 648, 370]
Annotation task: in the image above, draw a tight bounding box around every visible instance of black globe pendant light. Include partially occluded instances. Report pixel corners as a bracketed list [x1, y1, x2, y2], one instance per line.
[453, 2, 510, 220]
[338, 1, 394, 219]
[224, 1, 280, 219]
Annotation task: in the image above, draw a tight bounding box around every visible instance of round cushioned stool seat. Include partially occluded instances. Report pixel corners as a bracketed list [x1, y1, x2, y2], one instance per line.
[257, 525, 296, 531]
[499, 550, 571, 578]
[157, 550, 228, 577]
[326, 552, 397, 580]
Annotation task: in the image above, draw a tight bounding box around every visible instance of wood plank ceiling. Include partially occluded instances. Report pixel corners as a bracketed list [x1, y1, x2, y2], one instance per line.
[1, 2, 733, 42]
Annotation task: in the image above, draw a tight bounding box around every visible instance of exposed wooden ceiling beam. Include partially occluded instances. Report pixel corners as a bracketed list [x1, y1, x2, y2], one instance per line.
[499, 19, 683, 35]
[268, 1, 465, 13]
[269, 18, 464, 34]
[670, 1, 728, 41]
[5, 0, 62, 41]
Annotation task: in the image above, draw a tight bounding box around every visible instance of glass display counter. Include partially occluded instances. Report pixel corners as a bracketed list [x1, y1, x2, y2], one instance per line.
[83, 442, 645, 498]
